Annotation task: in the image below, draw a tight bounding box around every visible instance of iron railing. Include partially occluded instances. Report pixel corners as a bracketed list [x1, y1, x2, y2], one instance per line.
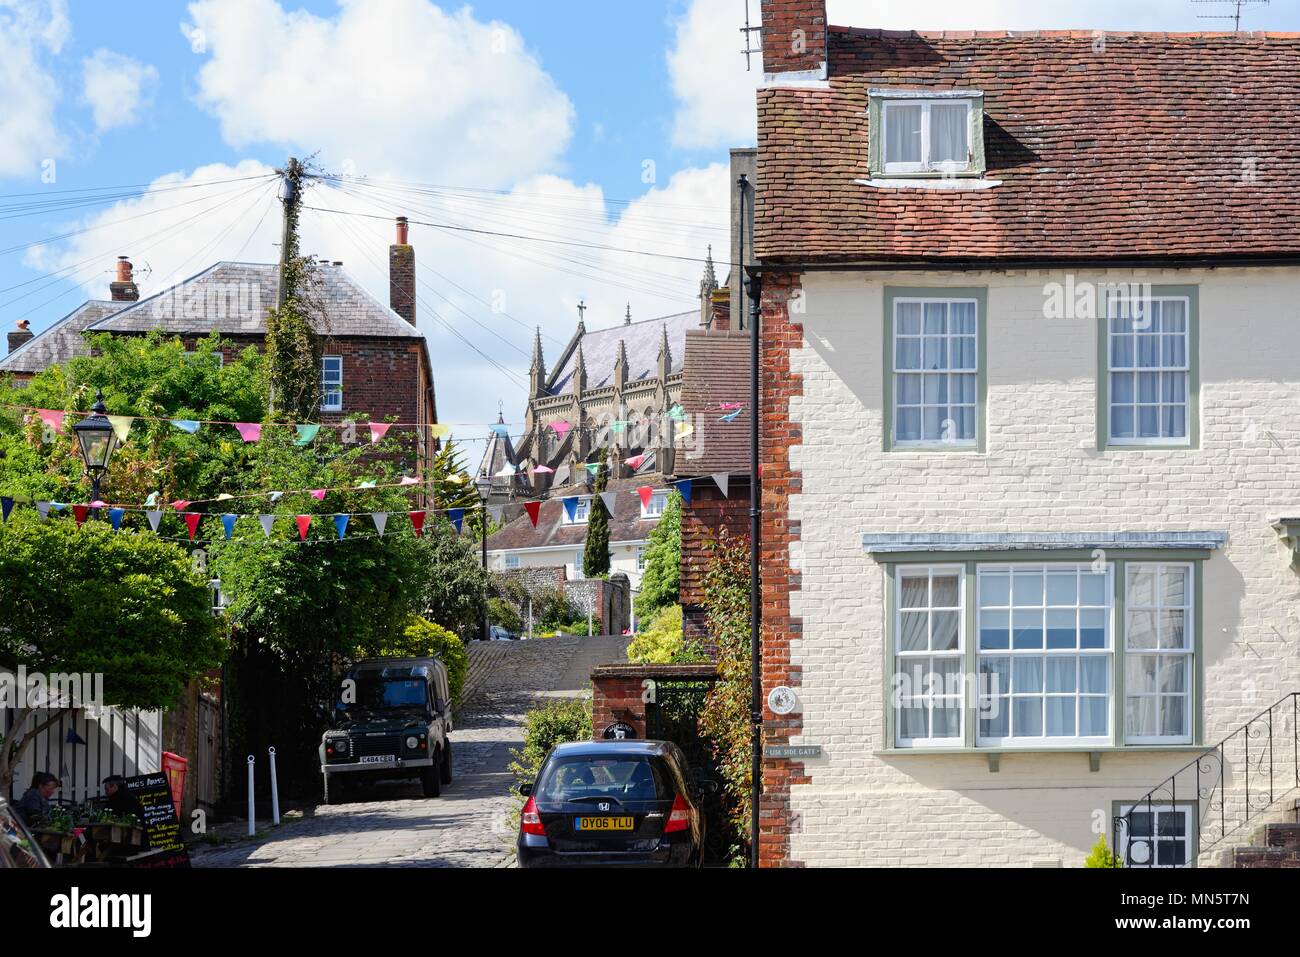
[1112, 692, 1299, 867]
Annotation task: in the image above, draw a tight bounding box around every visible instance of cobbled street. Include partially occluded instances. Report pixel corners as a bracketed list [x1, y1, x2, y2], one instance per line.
[190, 636, 629, 868]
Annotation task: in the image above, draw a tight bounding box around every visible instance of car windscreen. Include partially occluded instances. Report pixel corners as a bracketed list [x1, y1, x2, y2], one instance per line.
[535, 756, 673, 803]
[339, 675, 429, 712]
[0, 804, 45, 868]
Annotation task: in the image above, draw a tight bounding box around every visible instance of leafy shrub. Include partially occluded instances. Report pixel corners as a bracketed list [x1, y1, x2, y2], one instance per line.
[357, 616, 469, 705]
[1084, 834, 1123, 868]
[506, 697, 591, 828]
[627, 605, 704, 664]
[487, 597, 522, 633]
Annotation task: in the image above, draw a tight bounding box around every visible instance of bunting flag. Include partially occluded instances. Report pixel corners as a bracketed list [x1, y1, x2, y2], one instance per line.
[183, 512, 202, 540]
[259, 514, 275, 538]
[599, 491, 618, 516]
[494, 465, 516, 478]
[294, 424, 321, 446]
[445, 473, 466, 484]
[234, 423, 261, 443]
[369, 423, 392, 444]
[143, 492, 160, 508]
[371, 512, 388, 537]
[430, 424, 451, 439]
[310, 489, 327, 501]
[583, 463, 602, 477]
[488, 505, 504, 524]
[146, 510, 163, 532]
[675, 422, 695, 439]
[562, 497, 578, 522]
[269, 491, 284, 503]
[333, 514, 349, 539]
[523, 501, 541, 527]
[108, 507, 124, 530]
[89, 499, 107, 509]
[549, 420, 572, 440]
[36, 501, 52, 520]
[1, 497, 12, 522]
[636, 486, 654, 509]
[107, 415, 133, 444]
[221, 513, 238, 540]
[50, 502, 66, 511]
[216, 493, 234, 501]
[447, 508, 464, 534]
[72, 505, 89, 527]
[37, 409, 64, 432]
[171, 500, 190, 511]
[531, 465, 554, 475]
[399, 476, 420, 486]
[719, 402, 742, 411]
[409, 511, 426, 537]
[491, 423, 509, 437]
[719, 409, 742, 423]
[674, 479, 693, 506]
[610, 420, 627, 434]
[170, 419, 200, 434]
[624, 453, 647, 470]
[668, 404, 687, 421]
[295, 515, 312, 540]
[356, 479, 377, 489]
[712, 473, 730, 498]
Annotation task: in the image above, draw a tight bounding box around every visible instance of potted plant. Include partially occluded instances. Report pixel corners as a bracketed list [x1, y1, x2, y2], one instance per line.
[33, 806, 78, 857]
[83, 808, 144, 847]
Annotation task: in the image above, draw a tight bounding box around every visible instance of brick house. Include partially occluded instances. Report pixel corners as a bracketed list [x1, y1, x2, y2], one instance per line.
[752, 0, 1300, 867]
[2, 218, 437, 463]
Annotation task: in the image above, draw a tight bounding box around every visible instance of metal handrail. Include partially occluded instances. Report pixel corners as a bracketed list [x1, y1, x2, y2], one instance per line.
[1112, 692, 1299, 867]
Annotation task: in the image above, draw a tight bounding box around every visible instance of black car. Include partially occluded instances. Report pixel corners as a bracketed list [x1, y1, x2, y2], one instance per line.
[517, 740, 705, 868]
[0, 799, 50, 869]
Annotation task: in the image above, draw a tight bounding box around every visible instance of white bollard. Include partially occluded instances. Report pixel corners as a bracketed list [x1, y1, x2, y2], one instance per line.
[268, 746, 281, 826]
[246, 754, 256, 836]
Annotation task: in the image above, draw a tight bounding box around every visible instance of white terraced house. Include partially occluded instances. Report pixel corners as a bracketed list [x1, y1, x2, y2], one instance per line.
[751, 0, 1300, 868]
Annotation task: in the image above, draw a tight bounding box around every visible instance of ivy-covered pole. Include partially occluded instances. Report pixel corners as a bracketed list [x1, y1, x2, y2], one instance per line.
[266, 156, 321, 420]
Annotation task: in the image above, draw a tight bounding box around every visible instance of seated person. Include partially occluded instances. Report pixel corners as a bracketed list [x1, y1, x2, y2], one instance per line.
[101, 775, 143, 822]
[14, 772, 59, 826]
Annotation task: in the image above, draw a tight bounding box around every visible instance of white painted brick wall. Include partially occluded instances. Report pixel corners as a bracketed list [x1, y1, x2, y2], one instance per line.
[783, 267, 1300, 866]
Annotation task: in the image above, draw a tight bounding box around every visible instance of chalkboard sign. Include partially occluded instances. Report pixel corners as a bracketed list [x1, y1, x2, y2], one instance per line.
[123, 772, 190, 867]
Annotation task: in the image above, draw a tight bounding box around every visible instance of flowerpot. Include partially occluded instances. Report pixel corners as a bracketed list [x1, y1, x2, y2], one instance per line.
[35, 830, 77, 856]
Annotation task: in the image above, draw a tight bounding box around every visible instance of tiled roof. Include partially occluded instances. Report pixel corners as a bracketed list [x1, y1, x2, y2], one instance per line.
[678, 329, 751, 473]
[548, 311, 693, 395]
[0, 301, 124, 374]
[756, 29, 1300, 263]
[88, 262, 424, 338]
[486, 477, 662, 551]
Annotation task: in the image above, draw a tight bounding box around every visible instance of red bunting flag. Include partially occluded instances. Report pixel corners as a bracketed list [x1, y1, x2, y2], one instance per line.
[183, 512, 202, 540]
[295, 515, 312, 540]
[409, 511, 426, 537]
[171, 500, 191, 511]
[369, 422, 392, 444]
[72, 504, 89, 527]
[637, 486, 654, 509]
[36, 409, 65, 432]
[310, 489, 326, 501]
[624, 453, 647, 470]
[524, 501, 541, 527]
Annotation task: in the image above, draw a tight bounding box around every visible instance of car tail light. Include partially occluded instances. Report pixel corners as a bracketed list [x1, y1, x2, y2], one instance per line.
[521, 796, 545, 835]
[664, 794, 691, 833]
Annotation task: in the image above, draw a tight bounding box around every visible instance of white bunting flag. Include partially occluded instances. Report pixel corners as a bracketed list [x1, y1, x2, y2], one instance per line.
[371, 512, 389, 537]
[599, 491, 619, 516]
[36, 501, 51, 520]
[259, 514, 275, 539]
[712, 472, 730, 498]
[146, 509, 163, 532]
[489, 505, 504, 524]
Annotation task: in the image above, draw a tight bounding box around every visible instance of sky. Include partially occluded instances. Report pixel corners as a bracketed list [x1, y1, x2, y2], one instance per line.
[2, 0, 1297, 450]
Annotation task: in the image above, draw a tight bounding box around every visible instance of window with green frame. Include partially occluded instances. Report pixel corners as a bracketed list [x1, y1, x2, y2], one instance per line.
[884, 556, 1202, 750]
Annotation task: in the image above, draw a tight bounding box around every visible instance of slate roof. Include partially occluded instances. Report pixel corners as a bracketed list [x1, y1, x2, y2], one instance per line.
[0, 301, 124, 375]
[756, 29, 1300, 264]
[88, 262, 424, 338]
[548, 310, 693, 394]
[486, 477, 662, 551]
[678, 329, 751, 473]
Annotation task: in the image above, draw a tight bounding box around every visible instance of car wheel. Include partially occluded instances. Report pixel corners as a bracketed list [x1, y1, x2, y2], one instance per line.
[439, 737, 453, 784]
[421, 759, 442, 798]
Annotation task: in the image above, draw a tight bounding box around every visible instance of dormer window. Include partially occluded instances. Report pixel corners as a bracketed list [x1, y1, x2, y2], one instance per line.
[869, 90, 985, 178]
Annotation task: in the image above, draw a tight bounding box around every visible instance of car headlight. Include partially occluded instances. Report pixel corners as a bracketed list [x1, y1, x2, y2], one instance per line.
[406, 735, 419, 749]
[329, 738, 348, 755]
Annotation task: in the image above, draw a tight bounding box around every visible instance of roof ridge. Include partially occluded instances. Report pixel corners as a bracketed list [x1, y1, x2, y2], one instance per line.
[830, 26, 1300, 40]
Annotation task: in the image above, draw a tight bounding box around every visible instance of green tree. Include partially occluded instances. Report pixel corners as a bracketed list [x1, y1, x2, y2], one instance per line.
[1084, 834, 1123, 868]
[626, 604, 704, 664]
[634, 490, 681, 620]
[0, 516, 223, 793]
[582, 459, 611, 578]
[357, 616, 469, 705]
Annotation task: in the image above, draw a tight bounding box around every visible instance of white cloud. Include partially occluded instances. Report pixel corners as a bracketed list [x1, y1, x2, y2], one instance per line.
[81, 49, 159, 132]
[667, 0, 761, 151]
[0, 0, 70, 177]
[183, 0, 576, 186]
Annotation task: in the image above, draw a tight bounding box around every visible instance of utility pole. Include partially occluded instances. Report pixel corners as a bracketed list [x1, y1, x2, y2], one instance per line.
[277, 156, 304, 309]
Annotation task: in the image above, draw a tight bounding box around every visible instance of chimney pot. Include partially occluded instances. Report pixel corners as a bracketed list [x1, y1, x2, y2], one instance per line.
[8, 320, 34, 355]
[116, 256, 132, 283]
[110, 255, 139, 302]
[395, 216, 409, 246]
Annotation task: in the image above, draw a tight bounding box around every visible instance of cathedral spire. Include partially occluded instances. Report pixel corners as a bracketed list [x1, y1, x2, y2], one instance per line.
[529, 326, 546, 397]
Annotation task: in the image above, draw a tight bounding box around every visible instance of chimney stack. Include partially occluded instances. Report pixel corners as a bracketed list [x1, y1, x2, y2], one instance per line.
[389, 216, 416, 325]
[8, 319, 33, 355]
[110, 256, 139, 302]
[760, 0, 828, 82]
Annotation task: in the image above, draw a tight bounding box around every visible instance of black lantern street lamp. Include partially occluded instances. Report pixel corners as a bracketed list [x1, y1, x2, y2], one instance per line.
[474, 470, 494, 642]
[72, 390, 118, 514]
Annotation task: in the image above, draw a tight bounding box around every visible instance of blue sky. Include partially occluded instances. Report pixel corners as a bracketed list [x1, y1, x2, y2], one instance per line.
[3, 0, 1298, 442]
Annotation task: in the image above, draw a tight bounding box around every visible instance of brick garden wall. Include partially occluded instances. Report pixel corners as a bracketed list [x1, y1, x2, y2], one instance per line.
[681, 477, 752, 647]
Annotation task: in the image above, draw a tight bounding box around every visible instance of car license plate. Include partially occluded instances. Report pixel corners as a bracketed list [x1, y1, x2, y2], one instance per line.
[575, 816, 633, 831]
[359, 755, 395, 764]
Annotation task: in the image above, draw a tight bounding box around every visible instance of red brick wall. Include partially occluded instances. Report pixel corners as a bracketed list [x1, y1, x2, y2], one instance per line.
[760, 0, 827, 77]
[591, 664, 719, 739]
[758, 272, 806, 867]
[681, 477, 751, 646]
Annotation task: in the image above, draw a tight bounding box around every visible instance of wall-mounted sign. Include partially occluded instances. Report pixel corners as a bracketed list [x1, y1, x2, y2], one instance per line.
[764, 744, 822, 759]
[767, 686, 798, 715]
[603, 721, 637, 740]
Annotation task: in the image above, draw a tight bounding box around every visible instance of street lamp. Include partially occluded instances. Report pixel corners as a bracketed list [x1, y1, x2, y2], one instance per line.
[474, 469, 493, 642]
[72, 390, 118, 514]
